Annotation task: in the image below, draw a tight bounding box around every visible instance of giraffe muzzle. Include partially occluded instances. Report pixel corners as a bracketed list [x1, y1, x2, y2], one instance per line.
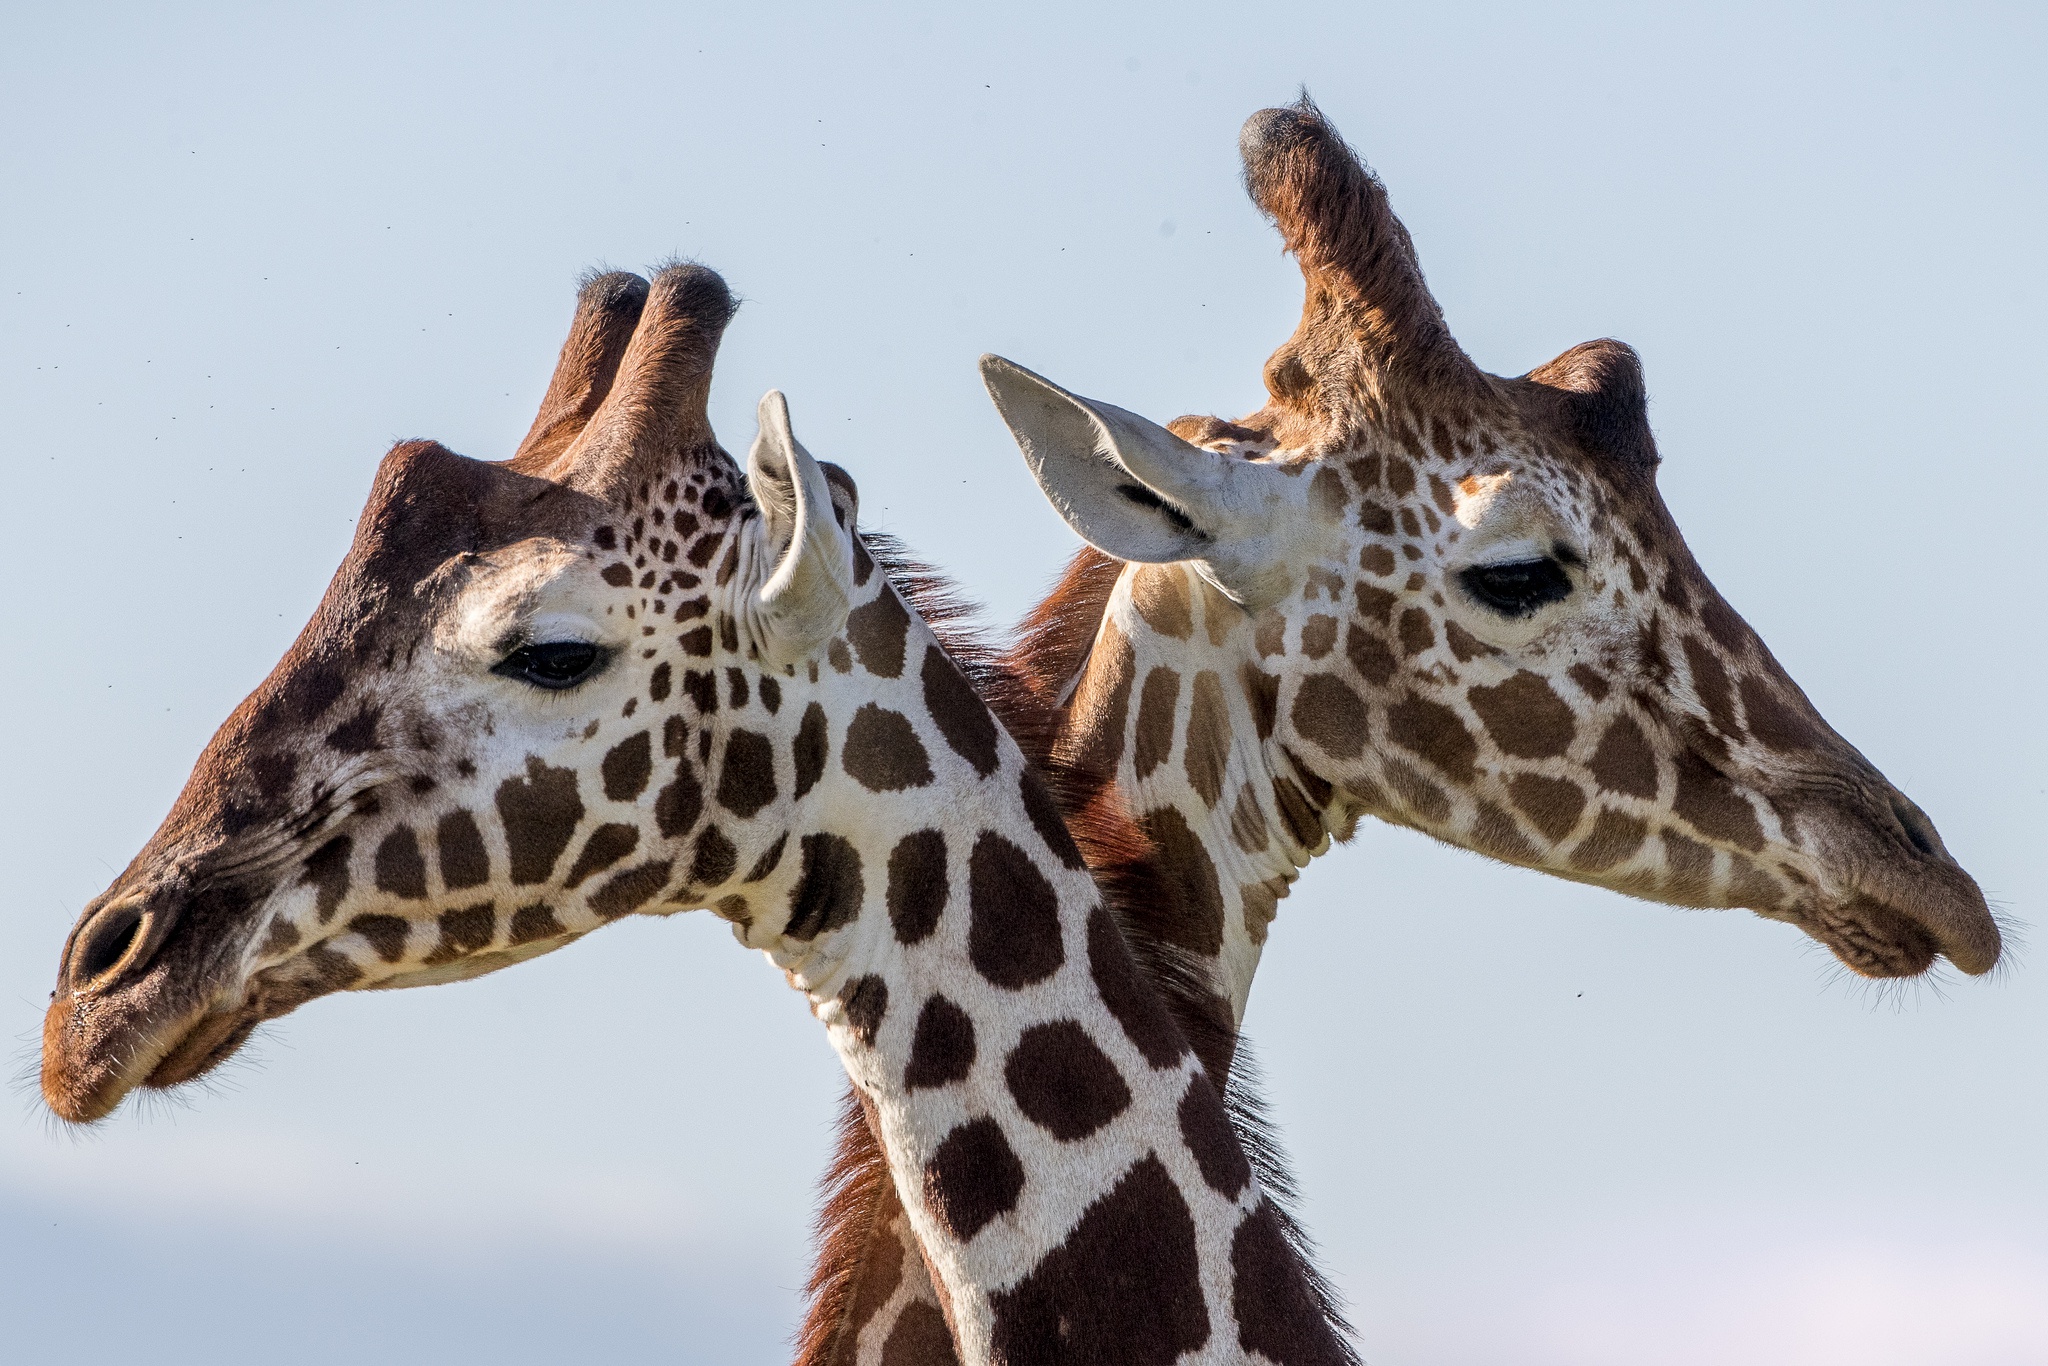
[1791, 784, 2001, 978]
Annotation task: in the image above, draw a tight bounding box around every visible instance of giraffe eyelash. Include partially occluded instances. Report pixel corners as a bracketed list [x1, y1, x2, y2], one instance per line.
[491, 641, 610, 691]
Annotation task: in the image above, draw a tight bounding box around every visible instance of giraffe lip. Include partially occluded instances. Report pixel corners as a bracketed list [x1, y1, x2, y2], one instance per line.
[1792, 895, 1943, 979]
[141, 1007, 260, 1090]
[1787, 867, 2000, 979]
[40, 977, 254, 1124]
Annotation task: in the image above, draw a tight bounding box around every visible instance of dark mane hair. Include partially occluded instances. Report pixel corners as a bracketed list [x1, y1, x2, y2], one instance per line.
[793, 535, 1357, 1365]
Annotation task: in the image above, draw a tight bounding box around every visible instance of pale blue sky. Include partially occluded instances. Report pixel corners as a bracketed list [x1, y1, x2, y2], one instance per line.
[3, 4, 2043, 1363]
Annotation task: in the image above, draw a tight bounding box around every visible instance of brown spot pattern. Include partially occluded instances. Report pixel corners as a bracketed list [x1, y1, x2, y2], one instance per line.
[1131, 563, 1194, 640]
[508, 902, 562, 945]
[881, 1303, 956, 1366]
[987, 1155, 1208, 1365]
[923, 1117, 1024, 1243]
[1137, 806, 1225, 956]
[1004, 1020, 1132, 1141]
[1397, 607, 1435, 657]
[350, 913, 408, 963]
[654, 763, 703, 839]
[904, 993, 975, 1090]
[690, 825, 737, 886]
[1571, 809, 1648, 871]
[1183, 670, 1231, 808]
[1673, 753, 1766, 851]
[436, 811, 489, 890]
[497, 757, 585, 885]
[589, 860, 671, 917]
[601, 731, 652, 801]
[1179, 1075, 1249, 1198]
[1242, 664, 1280, 740]
[1299, 614, 1337, 660]
[1020, 768, 1086, 869]
[846, 587, 912, 679]
[785, 833, 865, 941]
[1133, 666, 1181, 780]
[1683, 636, 1741, 737]
[1740, 674, 1818, 752]
[430, 902, 494, 960]
[967, 831, 1063, 989]
[717, 729, 778, 818]
[922, 646, 999, 778]
[563, 822, 638, 889]
[301, 836, 352, 923]
[1590, 714, 1659, 799]
[1232, 1200, 1351, 1366]
[1469, 671, 1576, 759]
[838, 975, 889, 1048]
[842, 705, 934, 792]
[1508, 773, 1587, 842]
[1087, 906, 1187, 1068]
[1344, 623, 1396, 686]
[1387, 693, 1477, 778]
[886, 829, 947, 944]
[373, 827, 428, 900]
[1068, 622, 1135, 774]
[792, 702, 829, 801]
[1292, 672, 1371, 759]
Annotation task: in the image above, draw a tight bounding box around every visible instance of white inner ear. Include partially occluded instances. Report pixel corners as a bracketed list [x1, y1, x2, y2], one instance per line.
[981, 354, 1312, 613]
[746, 391, 853, 667]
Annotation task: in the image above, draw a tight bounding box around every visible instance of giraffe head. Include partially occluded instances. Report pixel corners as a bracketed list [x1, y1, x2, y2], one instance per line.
[42, 263, 873, 1123]
[985, 100, 1998, 981]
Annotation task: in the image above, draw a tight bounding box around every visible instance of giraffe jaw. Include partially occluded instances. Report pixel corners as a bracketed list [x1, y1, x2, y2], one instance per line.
[137, 1004, 263, 1092]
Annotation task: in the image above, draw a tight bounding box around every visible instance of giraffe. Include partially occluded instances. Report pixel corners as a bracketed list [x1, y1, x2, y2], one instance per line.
[797, 98, 2005, 1363]
[38, 262, 1358, 1365]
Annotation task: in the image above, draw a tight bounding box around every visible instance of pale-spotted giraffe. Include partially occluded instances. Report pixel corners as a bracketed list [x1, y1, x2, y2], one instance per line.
[799, 99, 2003, 1363]
[41, 263, 1359, 1365]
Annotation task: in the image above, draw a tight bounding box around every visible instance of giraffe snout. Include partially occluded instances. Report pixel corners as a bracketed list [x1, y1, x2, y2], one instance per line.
[1802, 781, 2001, 978]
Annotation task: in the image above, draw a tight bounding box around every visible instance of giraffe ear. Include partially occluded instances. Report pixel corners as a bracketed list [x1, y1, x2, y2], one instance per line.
[747, 390, 854, 667]
[980, 354, 1301, 611]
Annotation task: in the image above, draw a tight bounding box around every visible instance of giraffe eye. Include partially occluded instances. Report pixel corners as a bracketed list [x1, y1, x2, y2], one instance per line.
[493, 641, 607, 690]
[1459, 558, 1573, 618]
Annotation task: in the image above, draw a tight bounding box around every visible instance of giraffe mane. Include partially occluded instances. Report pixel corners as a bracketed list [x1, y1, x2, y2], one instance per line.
[793, 534, 1357, 1364]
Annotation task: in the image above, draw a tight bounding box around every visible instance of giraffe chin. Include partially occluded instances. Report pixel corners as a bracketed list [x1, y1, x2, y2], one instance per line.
[1777, 865, 1999, 979]
[1788, 897, 1942, 979]
[139, 1008, 261, 1092]
[40, 988, 263, 1124]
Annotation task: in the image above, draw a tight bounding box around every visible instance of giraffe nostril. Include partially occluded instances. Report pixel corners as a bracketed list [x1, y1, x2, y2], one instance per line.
[1887, 792, 1941, 859]
[69, 899, 151, 989]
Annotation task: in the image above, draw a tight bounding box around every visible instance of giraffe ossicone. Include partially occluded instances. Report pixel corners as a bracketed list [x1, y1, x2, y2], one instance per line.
[42, 262, 1355, 1364]
[800, 97, 2001, 1366]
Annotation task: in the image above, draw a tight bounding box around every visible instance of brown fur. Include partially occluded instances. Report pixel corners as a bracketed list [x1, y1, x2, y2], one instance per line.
[1237, 96, 1485, 446]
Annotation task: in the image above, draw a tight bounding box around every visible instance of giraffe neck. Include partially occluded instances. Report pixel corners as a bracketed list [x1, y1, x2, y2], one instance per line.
[801, 551, 1358, 1366]
[1064, 560, 1337, 1026]
[739, 565, 1347, 1366]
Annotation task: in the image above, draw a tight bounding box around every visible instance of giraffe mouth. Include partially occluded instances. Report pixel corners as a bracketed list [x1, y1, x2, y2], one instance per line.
[1769, 843, 1999, 979]
[1783, 895, 1943, 978]
[139, 1007, 263, 1090]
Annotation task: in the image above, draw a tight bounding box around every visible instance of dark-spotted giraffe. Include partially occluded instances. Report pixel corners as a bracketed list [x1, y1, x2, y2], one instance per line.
[798, 99, 2003, 1363]
[40, 263, 1357, 1365]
